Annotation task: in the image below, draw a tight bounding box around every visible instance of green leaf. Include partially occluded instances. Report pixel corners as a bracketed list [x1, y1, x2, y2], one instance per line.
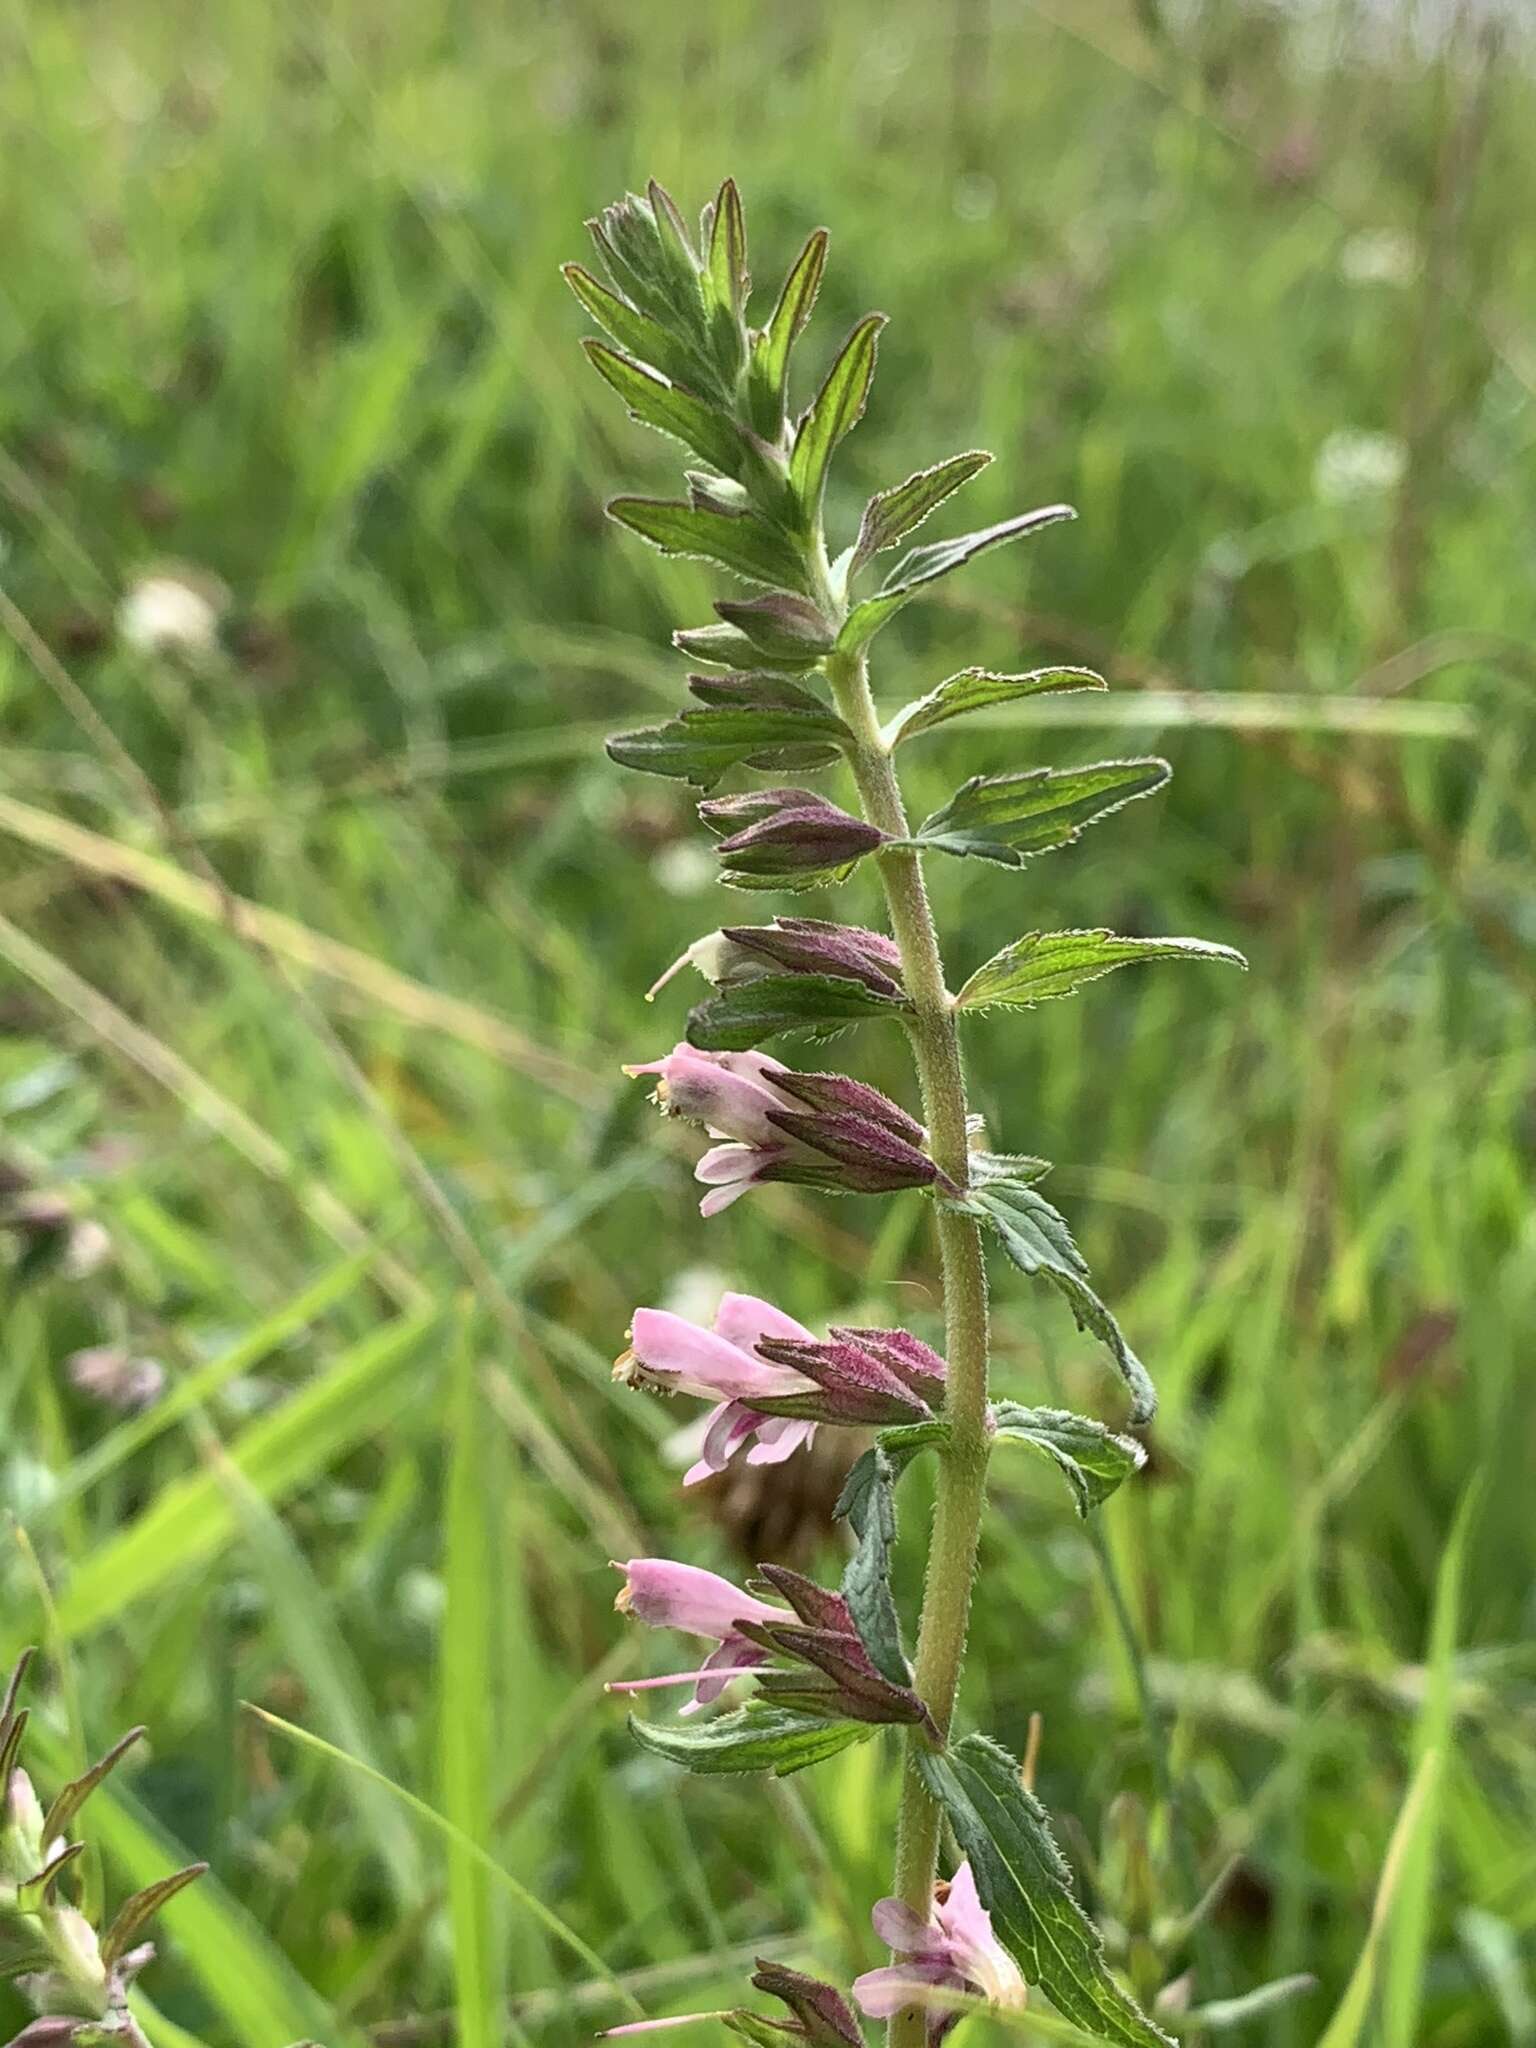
[40, 1725, 145, 1845]
[839, 503, 1076, 651]
[562, 263, 703, 392]
[958, 929, 1247, 1011]
[918, 1734, 1174, 2048]
[607, 497, 811, 592]
[607, 704, 849, 790]
[789, 313, 886, 518]
[99, 1863, 208, 1970]
[988, 1400, 1145, 1515]
[703, 177, 747, 322]
[851, 451, 992, 570]
[840, 1449, 908, 1686]
[915, 759, 1171, 867]
[967, 1180, 1156, 1423]
[886, 667, 1105, 748]
[628, 1704, 871, 1777]
[749, 228, 829, 437]
[686, 972, 905, 1051]
[582, 341, 744, 476]
[833, 1426, 946, 1531]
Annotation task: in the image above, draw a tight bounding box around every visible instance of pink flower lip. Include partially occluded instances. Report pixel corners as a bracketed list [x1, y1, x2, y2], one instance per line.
[854, 1860, 1026, 2026]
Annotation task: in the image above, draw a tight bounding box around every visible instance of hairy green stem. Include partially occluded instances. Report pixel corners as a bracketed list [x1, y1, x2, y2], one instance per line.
[824, 648, 992, 2048]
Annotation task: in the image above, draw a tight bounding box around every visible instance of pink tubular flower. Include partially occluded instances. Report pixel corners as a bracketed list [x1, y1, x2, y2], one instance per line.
[618, 1292, 821, 1484]
[625, 1045, 942, 1215]
[611, 1559, 790, 1714]
[624, 1046, 810, 1215]
[854, 1862, 1026, 2039]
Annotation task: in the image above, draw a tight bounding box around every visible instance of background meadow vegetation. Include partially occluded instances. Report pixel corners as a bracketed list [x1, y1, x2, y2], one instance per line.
[1, 1, 1533, 2043]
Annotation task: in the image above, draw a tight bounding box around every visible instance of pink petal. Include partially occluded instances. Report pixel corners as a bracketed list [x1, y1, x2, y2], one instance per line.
[689, 1637, 766, 1709]
[713, 1291, 817, 1350]
[871, 1897, 948, 1958]
[851, 1963, 957, 2020]
[938, 1862, 1027, 2009]
[630, 1309, 797, 1401]
[699, 1401, 760, 1472]
[616, 1559, 783, 1640]
[694, 1142, 769, 1184]
[743, 1417, 816, 1466]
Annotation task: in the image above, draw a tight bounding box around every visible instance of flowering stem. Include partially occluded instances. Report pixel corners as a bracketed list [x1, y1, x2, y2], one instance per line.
[824, 646, 992, 2048]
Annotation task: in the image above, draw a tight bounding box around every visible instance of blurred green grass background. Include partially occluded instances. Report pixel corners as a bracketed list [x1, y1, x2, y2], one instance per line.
[0, 1, 1533, 2044]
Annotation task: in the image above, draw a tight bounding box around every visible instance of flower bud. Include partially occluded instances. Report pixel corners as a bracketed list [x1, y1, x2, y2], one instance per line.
[750, 1330, 944, 1426]
[717, 918, 904, 997]
[699, 788, 886, 884]
[5, 1766, 44, 1850]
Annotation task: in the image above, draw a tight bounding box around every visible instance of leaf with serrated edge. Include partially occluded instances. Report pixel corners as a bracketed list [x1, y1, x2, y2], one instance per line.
[628, 1705, 870, 1778]
[583, 342, 744, 476]
[887, 667, 1105, 748]
[562, 263, 702, 392]
[916, 759, 1170, 867]
[607, 498, 810, 593]
[751, 229, 829, 434]
[687, 973, 905, 1052]
[919, 1736, 1173, 2047]
[988, 1401, 1145, 1516]
[833, 1427, 945, 1533]
[840, 1450, 908, 1686]
[790, 314, 886, 517]
[970, 1181, 1156, 1423]
[852, 451, 992, 572]
[838, 504, 1076, 651]
[958, 929, 1247, 1010]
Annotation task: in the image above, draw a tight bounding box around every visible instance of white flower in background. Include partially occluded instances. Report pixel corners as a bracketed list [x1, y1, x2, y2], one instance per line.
[117, 566, 227, 656]
[1339, 229, 1416, 287]
[67, 1346, 166, 1412]
[1313, 429, 1407, 504]
[649, 840, 717, 897]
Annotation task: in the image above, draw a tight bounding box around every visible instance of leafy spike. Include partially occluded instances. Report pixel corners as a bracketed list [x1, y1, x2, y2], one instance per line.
[851, 450, 993, 571]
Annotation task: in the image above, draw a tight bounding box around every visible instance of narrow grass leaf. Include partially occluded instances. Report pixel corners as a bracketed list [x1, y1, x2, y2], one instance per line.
[248, 1707, 642, 2016]
[53, 1306, 439, 1636]
[442, 1318, 502, 2048]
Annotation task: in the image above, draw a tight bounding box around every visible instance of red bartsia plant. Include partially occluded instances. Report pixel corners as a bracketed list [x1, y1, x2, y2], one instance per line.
[568, 183, 1282, 2047]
